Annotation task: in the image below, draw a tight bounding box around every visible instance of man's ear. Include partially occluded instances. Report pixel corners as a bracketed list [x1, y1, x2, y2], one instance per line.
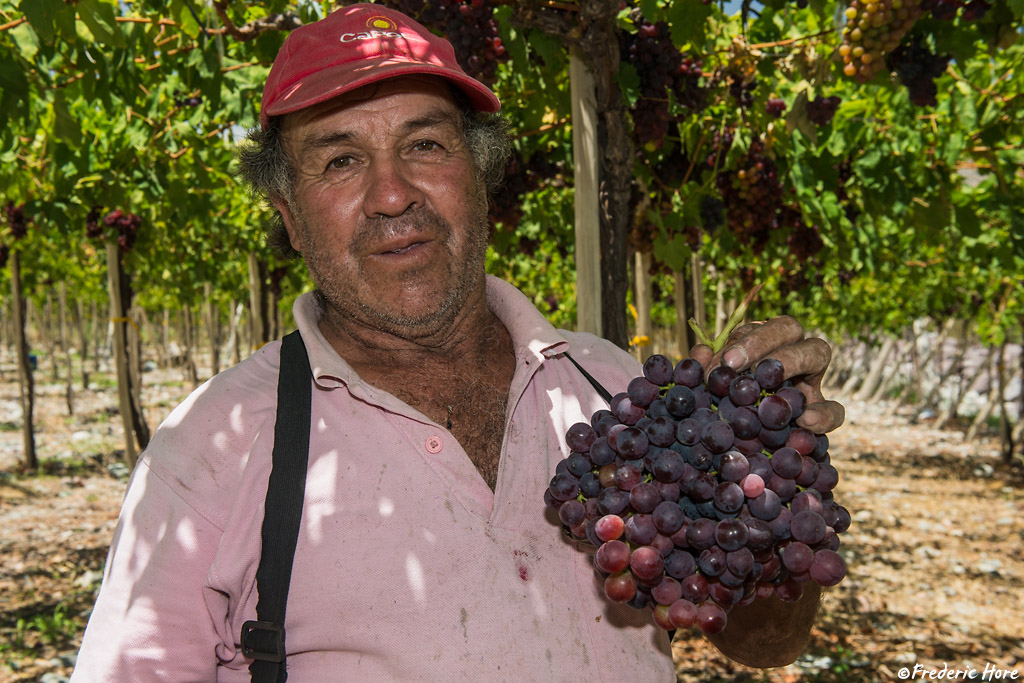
[270, 195, 303, 254]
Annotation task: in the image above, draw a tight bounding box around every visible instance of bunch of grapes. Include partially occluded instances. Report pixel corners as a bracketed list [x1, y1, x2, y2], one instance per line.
[728, 76, 757, 109]
[765, 97, 787, 118]
[886, 37, 950, 106]
[85, 206, 104, 239]
[546, 353, 850, 634]
[383, 0, 506, 86]
[620, 19, 707, 145]
[806, 96, 842, 126]
[174, 91, 203, 108]
[98, 209, 143, 252]
[699, 196, 724, 234]
[714, 140, 784, 251]
[4, 202, 29, 239]
[838, 0, 924, 83]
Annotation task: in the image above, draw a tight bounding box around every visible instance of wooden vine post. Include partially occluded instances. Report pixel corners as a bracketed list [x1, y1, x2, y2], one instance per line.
[106, 241, 138, 467]
[633, 251, 653, 361]
[248, 251, 267, 351]
[570, 49, 602, 337]
[10, 249, 36, 470]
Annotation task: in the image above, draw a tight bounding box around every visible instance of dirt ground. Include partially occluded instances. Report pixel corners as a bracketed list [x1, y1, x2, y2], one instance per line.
[1, 357, 1022, 682]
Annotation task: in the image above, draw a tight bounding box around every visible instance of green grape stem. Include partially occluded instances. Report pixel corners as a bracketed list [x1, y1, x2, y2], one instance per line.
[688, 284, 764, 354]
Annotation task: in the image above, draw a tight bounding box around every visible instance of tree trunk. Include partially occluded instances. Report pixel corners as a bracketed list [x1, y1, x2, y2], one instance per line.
[673, 269, 689, 358]
[854, 336, 897, 401]
[59, 283, 74, 415]
[633, 251, 653, 361]
[936, 345, 995, 430]
[204, 282, 221, 376]
[228, 299, 243, 366]
[74, 299, 90, 390]
[570, 49, 602, 338]
[690, 252, 706, 336]
[107, 242, 139, 467]
[182, 305, 200, 388]
[965, 349, 1004, 441]
[995, 341, 1012, 460]
[10, 251, 37, 470]
[898, 319, 952, 404]
[924, 324, 968, 410]
[248, 252, 268, 352]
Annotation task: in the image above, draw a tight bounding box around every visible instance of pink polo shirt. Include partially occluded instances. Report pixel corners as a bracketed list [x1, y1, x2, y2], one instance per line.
[72, 276, 674, 682]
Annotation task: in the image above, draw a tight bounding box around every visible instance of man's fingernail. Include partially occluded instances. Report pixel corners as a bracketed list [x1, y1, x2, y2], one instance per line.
[723, 348, 747, 369]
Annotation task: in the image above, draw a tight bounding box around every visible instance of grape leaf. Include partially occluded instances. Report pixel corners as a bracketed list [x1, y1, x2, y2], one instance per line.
[19, 0, 66, 45]
[77, 0, 126, 48]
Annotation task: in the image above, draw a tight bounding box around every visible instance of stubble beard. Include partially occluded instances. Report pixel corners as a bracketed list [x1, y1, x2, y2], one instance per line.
[297, 197, 491, 341]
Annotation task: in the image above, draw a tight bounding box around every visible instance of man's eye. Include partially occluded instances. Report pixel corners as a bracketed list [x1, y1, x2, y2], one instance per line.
[413, 140, 441, 152]
[326, 156, 353, 171]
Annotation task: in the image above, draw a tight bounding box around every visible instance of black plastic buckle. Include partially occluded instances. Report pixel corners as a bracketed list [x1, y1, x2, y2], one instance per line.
[241, 620, 286, 662]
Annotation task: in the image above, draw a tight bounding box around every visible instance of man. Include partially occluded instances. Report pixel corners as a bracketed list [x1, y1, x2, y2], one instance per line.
[72, 4, 843, 681]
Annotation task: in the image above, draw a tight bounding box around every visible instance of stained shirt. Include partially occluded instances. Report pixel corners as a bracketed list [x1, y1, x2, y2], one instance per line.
[71, 276, 674, 682]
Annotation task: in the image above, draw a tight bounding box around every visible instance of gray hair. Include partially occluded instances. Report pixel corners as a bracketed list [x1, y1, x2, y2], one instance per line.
[236, 101, 513, 259]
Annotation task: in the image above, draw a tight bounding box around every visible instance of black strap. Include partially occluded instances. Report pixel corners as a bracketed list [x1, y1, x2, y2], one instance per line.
[241, 330, 312, 683]
[564, 352, 613, 404]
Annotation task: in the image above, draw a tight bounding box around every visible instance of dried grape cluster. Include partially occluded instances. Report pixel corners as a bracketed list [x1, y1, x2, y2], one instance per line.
[546, 354, 850, 635]
[885, 37, 951, 106]
[806, 96, 842, 126]
[89, 209, 143, 253]
[5, 202, 29, 240]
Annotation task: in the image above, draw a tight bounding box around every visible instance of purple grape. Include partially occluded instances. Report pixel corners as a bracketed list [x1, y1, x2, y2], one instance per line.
[548, 472, 579, 501]
[653, 500, 686, 535]
[654, 480, 681, 502]
[809, 549, 846, 586]
[729, 406, 761, 439]
[770, 447, 803, 478]
[673, 358, 703, 387]
[753, 358, 784, 390]
[718, 451, 749, 482]
[647, 398, 670, 420]
[759, 425, 791, 449]
[579, 471, 601, 498]
[767, 506, 792, 540]
[664, 385, 696, 418]
[766, 473, 797, 501]
[833, 505, 851, 533]
[685, 517, 716, 549]
[701, 421, 735, 454]
[651, 576, 683, 606]
[629, 546, 665, 581]
[707, 579, 743, 605]
[692, 407, 717, 425]
[652, 449, 685, 483]
[726, 547, 755, 577]
[728, 375, 761, 406]
[613, 427, 649, 458]
[590, 409, 614, 431]
[665, 549, 697, 580]
[758, 394, 793, 430]
[707, 366, 738, 398]
[613, 462, 644, 491]
[688, 472, 716, 501]
[589, 438, 616, 467]
[681, 574, 709, 602]
[676, 418, 701, 446]
[643, 354, 674, 385]
[597, 487, 630, 515]
[746, 453, 772, 479]
[744, 518, 774, 550]
[645, 416, 677, 447]
[692, 385, 713, 409]
[776, 386, 806, 418]
[786, 427, 817, 456]
[565, 422, 596, 452]
[558, 499, 585, 527]
[624, 513, 658, 546]
[566, 452, 593, 477]
[613, 397, 645, 425]
[748, 489, 781, 520]
[812, 434, 830, 461]
[713, 482, 744, 513]
[790, 510, 827, 545]
[714, 518, 749, 551]
[812, 464, 839, 493]
[629, 482, 661, 513]
[790, 489, 824, 516]
[716, 397, 738, 422]
[698, 546, 727, 576]
[780, 541, 814, 573]
[627, 376, 660, 407]
[795, 455, 820, 487]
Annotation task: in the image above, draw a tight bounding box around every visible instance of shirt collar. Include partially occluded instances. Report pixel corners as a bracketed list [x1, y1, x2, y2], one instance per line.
[292, 275, 571, 389]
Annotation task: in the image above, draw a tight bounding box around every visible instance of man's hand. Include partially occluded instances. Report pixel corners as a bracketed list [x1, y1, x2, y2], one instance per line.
[689, 315, 844, 434]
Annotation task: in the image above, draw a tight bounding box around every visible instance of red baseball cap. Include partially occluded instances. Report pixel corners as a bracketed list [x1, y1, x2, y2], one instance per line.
[260, 3, 501, 128]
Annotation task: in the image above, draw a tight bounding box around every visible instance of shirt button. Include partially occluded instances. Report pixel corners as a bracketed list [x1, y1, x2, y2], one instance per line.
[425, 436, 443, 453]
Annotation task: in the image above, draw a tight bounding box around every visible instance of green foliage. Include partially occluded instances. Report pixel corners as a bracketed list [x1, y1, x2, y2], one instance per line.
[0, 0, 1020, 347]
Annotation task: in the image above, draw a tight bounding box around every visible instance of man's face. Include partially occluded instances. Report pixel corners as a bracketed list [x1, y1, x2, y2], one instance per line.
[275, 76, 490, 341]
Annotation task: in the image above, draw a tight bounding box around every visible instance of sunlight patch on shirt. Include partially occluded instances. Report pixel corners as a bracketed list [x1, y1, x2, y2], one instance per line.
[303, 453, 340, 543]
[422, 529, 436, 544]
[378, 497, 395, 517]
[406, 553, 426, 605]
[174, 516, 200, 553]
[159, 382, 211, 429]
[528, 579, 549, 620]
